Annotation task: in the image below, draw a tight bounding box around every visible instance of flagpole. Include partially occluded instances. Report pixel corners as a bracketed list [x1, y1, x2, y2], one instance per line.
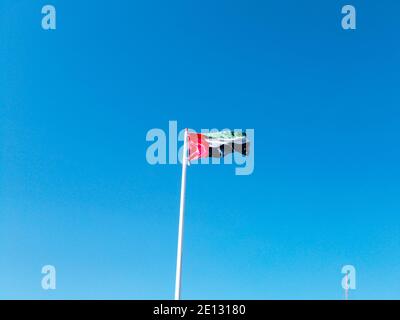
[175, 128, 188, 300]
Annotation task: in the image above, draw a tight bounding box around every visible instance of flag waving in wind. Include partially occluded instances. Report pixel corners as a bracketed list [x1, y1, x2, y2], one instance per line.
[175, 128, 251, 300]
[187, 130, 250, 162]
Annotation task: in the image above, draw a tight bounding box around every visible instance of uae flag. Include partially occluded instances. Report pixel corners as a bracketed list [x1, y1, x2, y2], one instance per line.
[187, 131, 250, 162]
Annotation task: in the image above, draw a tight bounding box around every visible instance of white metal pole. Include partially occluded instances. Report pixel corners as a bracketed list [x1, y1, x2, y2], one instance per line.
[175, 128, 188, 300]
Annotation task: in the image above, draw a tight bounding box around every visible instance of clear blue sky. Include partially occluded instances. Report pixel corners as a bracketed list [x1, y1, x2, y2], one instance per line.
[1, 0, 400, 299]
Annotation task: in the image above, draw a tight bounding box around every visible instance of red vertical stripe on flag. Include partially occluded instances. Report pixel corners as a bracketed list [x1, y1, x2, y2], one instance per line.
[188, 133, 209, 161]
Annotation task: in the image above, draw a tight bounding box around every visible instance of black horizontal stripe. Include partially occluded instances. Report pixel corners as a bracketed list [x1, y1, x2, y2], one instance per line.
[208, 142, 250, 158]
